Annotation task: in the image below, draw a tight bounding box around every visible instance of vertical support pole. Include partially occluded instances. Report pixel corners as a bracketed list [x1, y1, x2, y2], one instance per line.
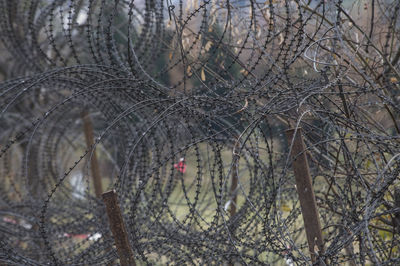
[286, 128, 324, 264]
[394, 187, 400, 234]
[230, 140, 241, 217]
[81, 110, 103, 198]
[102, 190, 136, 266]
[228, 141, 240, 266]
[229, 149, 239, 218]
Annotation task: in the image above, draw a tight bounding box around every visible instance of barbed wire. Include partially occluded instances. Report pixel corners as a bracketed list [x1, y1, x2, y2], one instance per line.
[0, 0, 399, 265]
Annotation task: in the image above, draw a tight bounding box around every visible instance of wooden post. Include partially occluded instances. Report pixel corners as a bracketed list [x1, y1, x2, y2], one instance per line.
[102, 190, 136, 266]
[81, 110, 103, 198]
[286, 128, 324, 264]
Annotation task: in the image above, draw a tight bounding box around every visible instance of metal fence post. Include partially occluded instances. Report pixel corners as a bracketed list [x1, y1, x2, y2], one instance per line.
[102, 190, 136, 266]
[81, 110, 103, 198]
[286, 128, 325, 264]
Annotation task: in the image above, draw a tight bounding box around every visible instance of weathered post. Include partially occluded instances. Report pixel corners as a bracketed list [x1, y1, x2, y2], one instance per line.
[394, 187, 400, 234]
[81, 110, 103, 198]
[228, 141, 240, 266]
[102, 190, 136, 266]
[229, 141, 240, 218]
[286, 128, 324, 264]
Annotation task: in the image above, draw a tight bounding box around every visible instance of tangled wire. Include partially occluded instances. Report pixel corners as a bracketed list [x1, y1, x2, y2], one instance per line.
[1, 0, 400, 265]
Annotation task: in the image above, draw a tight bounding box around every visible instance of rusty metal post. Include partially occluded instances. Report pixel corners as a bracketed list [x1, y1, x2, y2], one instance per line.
[286, 128, 324, 264]
[394, 187, 400, 234]
[229, 140, 241, 218]
[102, 190, 136, 266]
[81, 110, 103, 198]
[228, 141, 240, 266]
[229, 154, 239, 218]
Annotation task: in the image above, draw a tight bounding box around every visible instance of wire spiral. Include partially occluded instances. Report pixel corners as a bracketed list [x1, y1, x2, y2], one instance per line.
[1, 0, 400, 265]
